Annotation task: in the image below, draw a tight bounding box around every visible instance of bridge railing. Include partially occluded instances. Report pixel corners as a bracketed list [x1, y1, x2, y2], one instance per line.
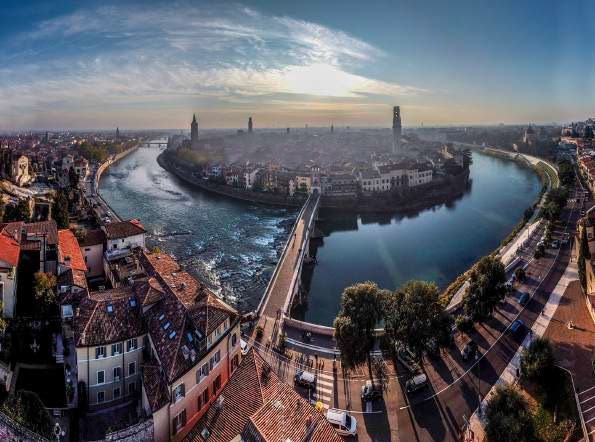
[255, 191, 319, 317]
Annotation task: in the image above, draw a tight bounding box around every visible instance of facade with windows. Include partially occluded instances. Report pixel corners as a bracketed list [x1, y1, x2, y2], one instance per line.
[73, 286, 146, 410]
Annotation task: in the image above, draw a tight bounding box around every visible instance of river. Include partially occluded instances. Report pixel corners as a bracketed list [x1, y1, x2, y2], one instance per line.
[99, 145, 541, 325]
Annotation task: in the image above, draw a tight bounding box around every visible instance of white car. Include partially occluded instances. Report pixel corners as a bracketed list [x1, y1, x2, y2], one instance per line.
[240, 339, 249, 356]
[326, 409, 357, 437]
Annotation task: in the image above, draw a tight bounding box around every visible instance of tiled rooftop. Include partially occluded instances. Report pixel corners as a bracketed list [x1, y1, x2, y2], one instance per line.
[104, 219, 146, 240]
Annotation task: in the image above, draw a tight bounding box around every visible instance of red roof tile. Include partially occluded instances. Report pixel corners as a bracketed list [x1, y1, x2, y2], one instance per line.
[58, 229, 87, 272]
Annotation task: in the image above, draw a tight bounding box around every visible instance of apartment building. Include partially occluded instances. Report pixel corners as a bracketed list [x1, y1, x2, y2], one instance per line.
[138, 252, 242, 442]
[79, 229, 106, 279]
[74, 286, 146, 410]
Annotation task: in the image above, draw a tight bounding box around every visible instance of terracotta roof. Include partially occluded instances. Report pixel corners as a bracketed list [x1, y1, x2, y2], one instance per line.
[141, 362, 170, 412]
[140, 251, 238, 384]
[74, 286, 145, 347]
[104, 219, 146, 240]
[58, 229, 87, 272]
[79, 229, 105, 247]
[22, 220, 58, 245]
[0, 223, 21, 267]
[58, 268, 88, 290]
[134, 277, 165, 306]
[184, 350, 342, 442]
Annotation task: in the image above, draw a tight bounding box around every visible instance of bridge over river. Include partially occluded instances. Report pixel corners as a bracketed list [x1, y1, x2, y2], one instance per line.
[253, 190, 321, 346]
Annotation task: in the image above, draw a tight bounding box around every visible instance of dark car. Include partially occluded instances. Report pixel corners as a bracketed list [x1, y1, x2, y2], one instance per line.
[518, 292, 530, 306]
[461, 341, 478, 361]
[510, 319, 525, 334]
[361, 380, 383, 401]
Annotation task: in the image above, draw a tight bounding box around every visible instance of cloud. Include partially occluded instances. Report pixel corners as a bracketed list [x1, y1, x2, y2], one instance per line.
[0, 2, 426, 128]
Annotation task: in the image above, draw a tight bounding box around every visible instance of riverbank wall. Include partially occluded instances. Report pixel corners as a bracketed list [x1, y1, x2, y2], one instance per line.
[157, 151, 471, 214]
[94, 144, 140, 221]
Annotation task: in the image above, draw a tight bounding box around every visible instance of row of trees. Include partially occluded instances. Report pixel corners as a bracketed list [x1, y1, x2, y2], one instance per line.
[539, 187, 568, 221]
[333, 255, 507, 377]
[333, 280, 451, 378]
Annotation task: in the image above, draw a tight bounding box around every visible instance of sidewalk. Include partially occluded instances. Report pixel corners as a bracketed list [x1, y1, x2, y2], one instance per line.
[466, 259, 578, 441]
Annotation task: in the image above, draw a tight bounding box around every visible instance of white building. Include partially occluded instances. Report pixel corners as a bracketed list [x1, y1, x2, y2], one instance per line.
[80, 229, 106, 279]
[0, 223, 21, 318]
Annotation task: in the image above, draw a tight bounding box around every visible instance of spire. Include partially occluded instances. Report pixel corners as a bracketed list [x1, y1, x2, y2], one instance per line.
[192, 113, 197, 124]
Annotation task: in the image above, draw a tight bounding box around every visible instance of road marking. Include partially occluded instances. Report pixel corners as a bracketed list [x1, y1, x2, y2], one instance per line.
[366, 401, 373, 412]
[583, 404, 595, 414]
[581, 395, 595, 405]
[585, 415, 595, 424]
[318, 372, 335, 381]
[317, 379, 334, 388]
[579, 385, 595, 395]
[315, 385, 333, 395]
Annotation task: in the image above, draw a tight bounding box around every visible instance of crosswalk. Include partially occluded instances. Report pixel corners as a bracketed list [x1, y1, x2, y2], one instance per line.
[579, 385, 595, 441]
[309, 371, 335, 410]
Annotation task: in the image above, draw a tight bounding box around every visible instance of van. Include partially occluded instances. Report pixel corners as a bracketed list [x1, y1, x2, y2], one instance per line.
[405, 373, 428, 394]
[294, 369, 316, 389]
[326, 409, 357, 436]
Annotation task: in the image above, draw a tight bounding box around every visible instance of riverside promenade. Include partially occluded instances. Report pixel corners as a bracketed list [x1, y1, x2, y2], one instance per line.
[253, 191, 321, 347]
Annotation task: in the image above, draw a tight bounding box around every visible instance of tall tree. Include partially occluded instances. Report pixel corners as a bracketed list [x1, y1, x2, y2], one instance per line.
[333, 282, 383, 378]
[578, 224, 590, 291]
[463, 255, 506, 320]
[384, 280, 451, 361]
[1, 390, 54, 439]
[3, 198, 31, 222]
[520, 337, 555, 384]
[52, 189, 70, 229]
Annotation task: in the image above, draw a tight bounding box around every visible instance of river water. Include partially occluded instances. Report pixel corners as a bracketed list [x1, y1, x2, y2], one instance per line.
[99, 145, 541, 325]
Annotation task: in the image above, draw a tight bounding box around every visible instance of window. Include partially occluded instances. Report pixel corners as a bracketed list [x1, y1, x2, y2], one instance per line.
[214, 350, 220, 365]
[96, 370, 105, 385]
[97, 391, 105, 403]
[126, 338, 137, 352]
[128, 361, 136, 376]
[113, 366, 121, 381]
[114, 387, 121, 399]
[95, 346, 106, 359]
[197, 394, 203, 411]
[232, 354, 239, 372]
[200, 362, 209, 380]
[231, 333, 237, 347]
[111, 342, 122, 355]
[212, 374, 221, 394]
[129, 382, 136, 395]
[207, 335, 212, 347]
[173, 409, 187, 434]
[174, 383, 185, 403]
[202, 389, 209, 407]
[113, 243, 118, 249]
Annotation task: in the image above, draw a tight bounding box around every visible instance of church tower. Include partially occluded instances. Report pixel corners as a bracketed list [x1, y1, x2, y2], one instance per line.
[392, 106, 402, 153]
[191, 114, 199, 149]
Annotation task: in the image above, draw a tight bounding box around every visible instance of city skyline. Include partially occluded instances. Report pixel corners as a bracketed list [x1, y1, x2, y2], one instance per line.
[2, 0, 595, 130]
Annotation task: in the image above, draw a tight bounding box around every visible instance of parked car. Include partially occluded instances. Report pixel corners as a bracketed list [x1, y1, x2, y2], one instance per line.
[405, 374, 428, 394]
[326, 409, 357, 437]
[551, 240, 560, 248]
[518, 292, 530, 306]
[240, 339, 249, 356]
[510, 319, 525, 334]
[294, 369, 316, 389]
[361, 380, 383, 401]
[395, 342, 419, 373]
[461, 341, 478, 361]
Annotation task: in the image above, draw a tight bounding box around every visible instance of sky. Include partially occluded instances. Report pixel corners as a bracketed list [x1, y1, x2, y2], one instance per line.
[1, 0, 595, 130]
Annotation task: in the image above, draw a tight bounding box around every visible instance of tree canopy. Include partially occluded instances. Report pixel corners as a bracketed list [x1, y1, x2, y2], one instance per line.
[333, 282, 384, 372]
[52, 189, 70, 229]
[485, 385, 534, 442]
[33, 272, 58, 316]
[3, 198, 31, 223]
[384, 280, 450, 360]
[463, 255, 506, 320]
[520, 337, 555, 384]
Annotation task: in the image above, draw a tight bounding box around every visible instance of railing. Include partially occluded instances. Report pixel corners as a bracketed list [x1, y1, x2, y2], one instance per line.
[255, 191, 319, 317]
[556, 365, 588, 441]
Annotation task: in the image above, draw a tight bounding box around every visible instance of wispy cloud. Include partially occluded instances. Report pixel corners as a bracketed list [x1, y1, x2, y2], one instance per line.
[0, 2, 426, 128]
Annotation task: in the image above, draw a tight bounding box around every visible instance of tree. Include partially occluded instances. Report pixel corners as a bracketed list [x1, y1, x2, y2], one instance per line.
[520, 337, 555, 385]
[384, 280, 451, 361]
[0, 390, 54, 438]
[485, 384, 534, 442]
[52, 189, 70, 229]
[333, 282, 383, 378]
[578, 224, 590, 291]
[3, 198, 31, 222]
[33, 272, 58, 316]
[0, 200, 4, 221]
[463, 256, 506, 320]
[514, 267, 526, 283]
